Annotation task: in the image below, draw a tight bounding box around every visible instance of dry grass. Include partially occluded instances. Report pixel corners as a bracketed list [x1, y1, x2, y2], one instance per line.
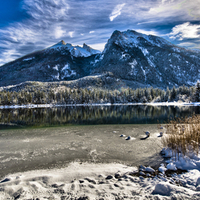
[162, 115, 200, 158]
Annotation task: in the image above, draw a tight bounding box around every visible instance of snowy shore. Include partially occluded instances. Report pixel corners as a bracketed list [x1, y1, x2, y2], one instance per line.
[1, 126, 200, 199]
[1, 159, 200, 199]
[0, 102, 200, 109]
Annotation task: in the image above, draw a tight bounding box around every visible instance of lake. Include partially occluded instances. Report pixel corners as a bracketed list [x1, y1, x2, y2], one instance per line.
[0, 105, 199, 178]
[0, 105, 199, 128]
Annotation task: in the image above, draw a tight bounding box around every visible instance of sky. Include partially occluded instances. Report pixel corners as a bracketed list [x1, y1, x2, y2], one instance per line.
[0, 0, 200, 66]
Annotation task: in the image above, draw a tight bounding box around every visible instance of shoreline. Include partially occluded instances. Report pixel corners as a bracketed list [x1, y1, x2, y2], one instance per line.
[0, 102, 200, 109]
[1, 161, 200, 199]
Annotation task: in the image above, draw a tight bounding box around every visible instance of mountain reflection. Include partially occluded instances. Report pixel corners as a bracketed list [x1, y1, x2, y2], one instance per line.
[0, 105, 199, 128]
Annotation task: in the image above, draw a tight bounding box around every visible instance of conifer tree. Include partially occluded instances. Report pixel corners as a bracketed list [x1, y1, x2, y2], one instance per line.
[195, 81, 200, 102]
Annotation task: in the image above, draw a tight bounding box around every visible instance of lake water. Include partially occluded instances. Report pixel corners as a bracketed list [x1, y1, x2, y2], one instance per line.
[0, 105, 199, 178]
[0, 105, 200, 128]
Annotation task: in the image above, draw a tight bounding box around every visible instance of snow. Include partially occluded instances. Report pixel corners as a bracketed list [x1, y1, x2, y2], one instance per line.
[158, 164, 167, 174]
[147, 57, 156, 68]
[23, 57, 34, 61]
[167, 163, 177, 171]
[52, 72, 60, 80]
[172, 47, 181, 53]
[49, 41, 100, 57]
[152, 182, 173, 196]
[2, 117, 200, 199]
[61, 64, 76, 79]
[2, 160, 200, 199]
[141, 66, 146, 81]
[139, 47, 149, 56]
[53, 65, 59, 71]
[120, 52, 130, 60]
[114, 30, 172, 49]
[129, 59, 137, 75]
[1, 102, 200, 109]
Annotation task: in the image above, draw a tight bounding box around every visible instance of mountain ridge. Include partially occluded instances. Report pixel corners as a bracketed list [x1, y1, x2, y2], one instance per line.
[0, 29, 199, 88]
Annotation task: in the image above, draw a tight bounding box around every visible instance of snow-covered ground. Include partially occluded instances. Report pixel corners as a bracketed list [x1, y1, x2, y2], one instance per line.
[1, 160, 200, 199]
[0, 102, 200, 109]
[1, 126, 200, 199]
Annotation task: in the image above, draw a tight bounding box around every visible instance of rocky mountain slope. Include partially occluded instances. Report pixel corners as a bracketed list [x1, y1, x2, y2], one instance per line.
[94, 30, 200, 88]
[0, 30, 200, 88]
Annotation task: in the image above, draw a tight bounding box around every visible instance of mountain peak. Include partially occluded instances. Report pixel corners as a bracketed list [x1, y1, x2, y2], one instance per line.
[82, 43, 101, 55]
[60, 40, 66, 45]
[106, 29, 173, 52]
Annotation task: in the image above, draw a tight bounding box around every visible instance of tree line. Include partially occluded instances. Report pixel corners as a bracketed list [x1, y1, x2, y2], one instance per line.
[0, 83, 199, 106]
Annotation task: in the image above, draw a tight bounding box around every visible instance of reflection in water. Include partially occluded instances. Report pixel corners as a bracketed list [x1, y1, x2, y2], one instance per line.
[0, 105, 199, 128]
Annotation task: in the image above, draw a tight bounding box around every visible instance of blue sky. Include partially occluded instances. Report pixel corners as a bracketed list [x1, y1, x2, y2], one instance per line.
[0, 0, 200, 66]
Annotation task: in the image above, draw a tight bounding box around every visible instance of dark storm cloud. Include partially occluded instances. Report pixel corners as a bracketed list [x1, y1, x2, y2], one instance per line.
[0, 0, 200, 65]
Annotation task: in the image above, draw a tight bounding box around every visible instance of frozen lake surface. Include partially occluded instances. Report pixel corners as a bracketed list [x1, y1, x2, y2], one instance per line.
[0, 124, 163, 178]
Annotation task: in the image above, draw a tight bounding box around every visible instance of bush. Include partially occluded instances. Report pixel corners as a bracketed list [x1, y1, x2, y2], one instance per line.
[162, 115, 200, 158]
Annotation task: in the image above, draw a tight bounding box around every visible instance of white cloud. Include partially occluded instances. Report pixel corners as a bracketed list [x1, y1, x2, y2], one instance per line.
[162, 0, 174, 4]
[89, 43, 105, 52]
[109, 3, 126, 22]
[135, 29, 160, 36]
[22, 0, 69, 21]
[55, 26, 66, 39]
[89, 31, 95, 34]
[0, 49, 19, 66]
[169, 22, 200, 40]
[68, 31, 74, 38]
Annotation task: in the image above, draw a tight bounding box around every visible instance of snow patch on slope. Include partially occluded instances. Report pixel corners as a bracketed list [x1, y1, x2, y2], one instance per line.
[61, 64, 76, 79]
[129, 60, 137, 75]
[23, 57, 35, 61]
[53, 65, 59, 71]
[49, 41, 101, 58]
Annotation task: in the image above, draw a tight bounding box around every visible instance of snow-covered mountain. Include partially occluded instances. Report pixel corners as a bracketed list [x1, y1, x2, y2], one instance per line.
[0, 29, 200, 88]
[93, 30, 200, 88]
[49, 40, 101, 57]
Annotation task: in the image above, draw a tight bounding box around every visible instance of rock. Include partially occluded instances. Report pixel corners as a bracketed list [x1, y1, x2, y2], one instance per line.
[114, 173, 121, 179]
[196, 186, 200, 191]
[99, 181, 105, 184]
[145, 167, 155, 174]
[114, 183, 120, 187]
[166, 163, 177, 171]
[125, 136, 131, 140]
[196, 177, 200, 186]
[160, 132, 163, 137]
[152, 182, 172, 196]
[84, 178, 96, 184]
[146, 173, 151, 177]
[77, 197, 90, 200]
[145, 131, 150, 137]
[139, 165, 146, 171]
[139, 171, 146, 176]
[0, 178, 11, 183]
[120, 134, 125, 137]
[51, 184, 59, 188]
[13, 192, 21, 200]
[106, 175, 113, 180]
[54, 188, 65, 194]
[79, 180, 84, 183]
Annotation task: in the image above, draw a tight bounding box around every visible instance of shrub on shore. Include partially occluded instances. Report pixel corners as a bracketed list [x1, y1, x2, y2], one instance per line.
[162, 115, 200, 159]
